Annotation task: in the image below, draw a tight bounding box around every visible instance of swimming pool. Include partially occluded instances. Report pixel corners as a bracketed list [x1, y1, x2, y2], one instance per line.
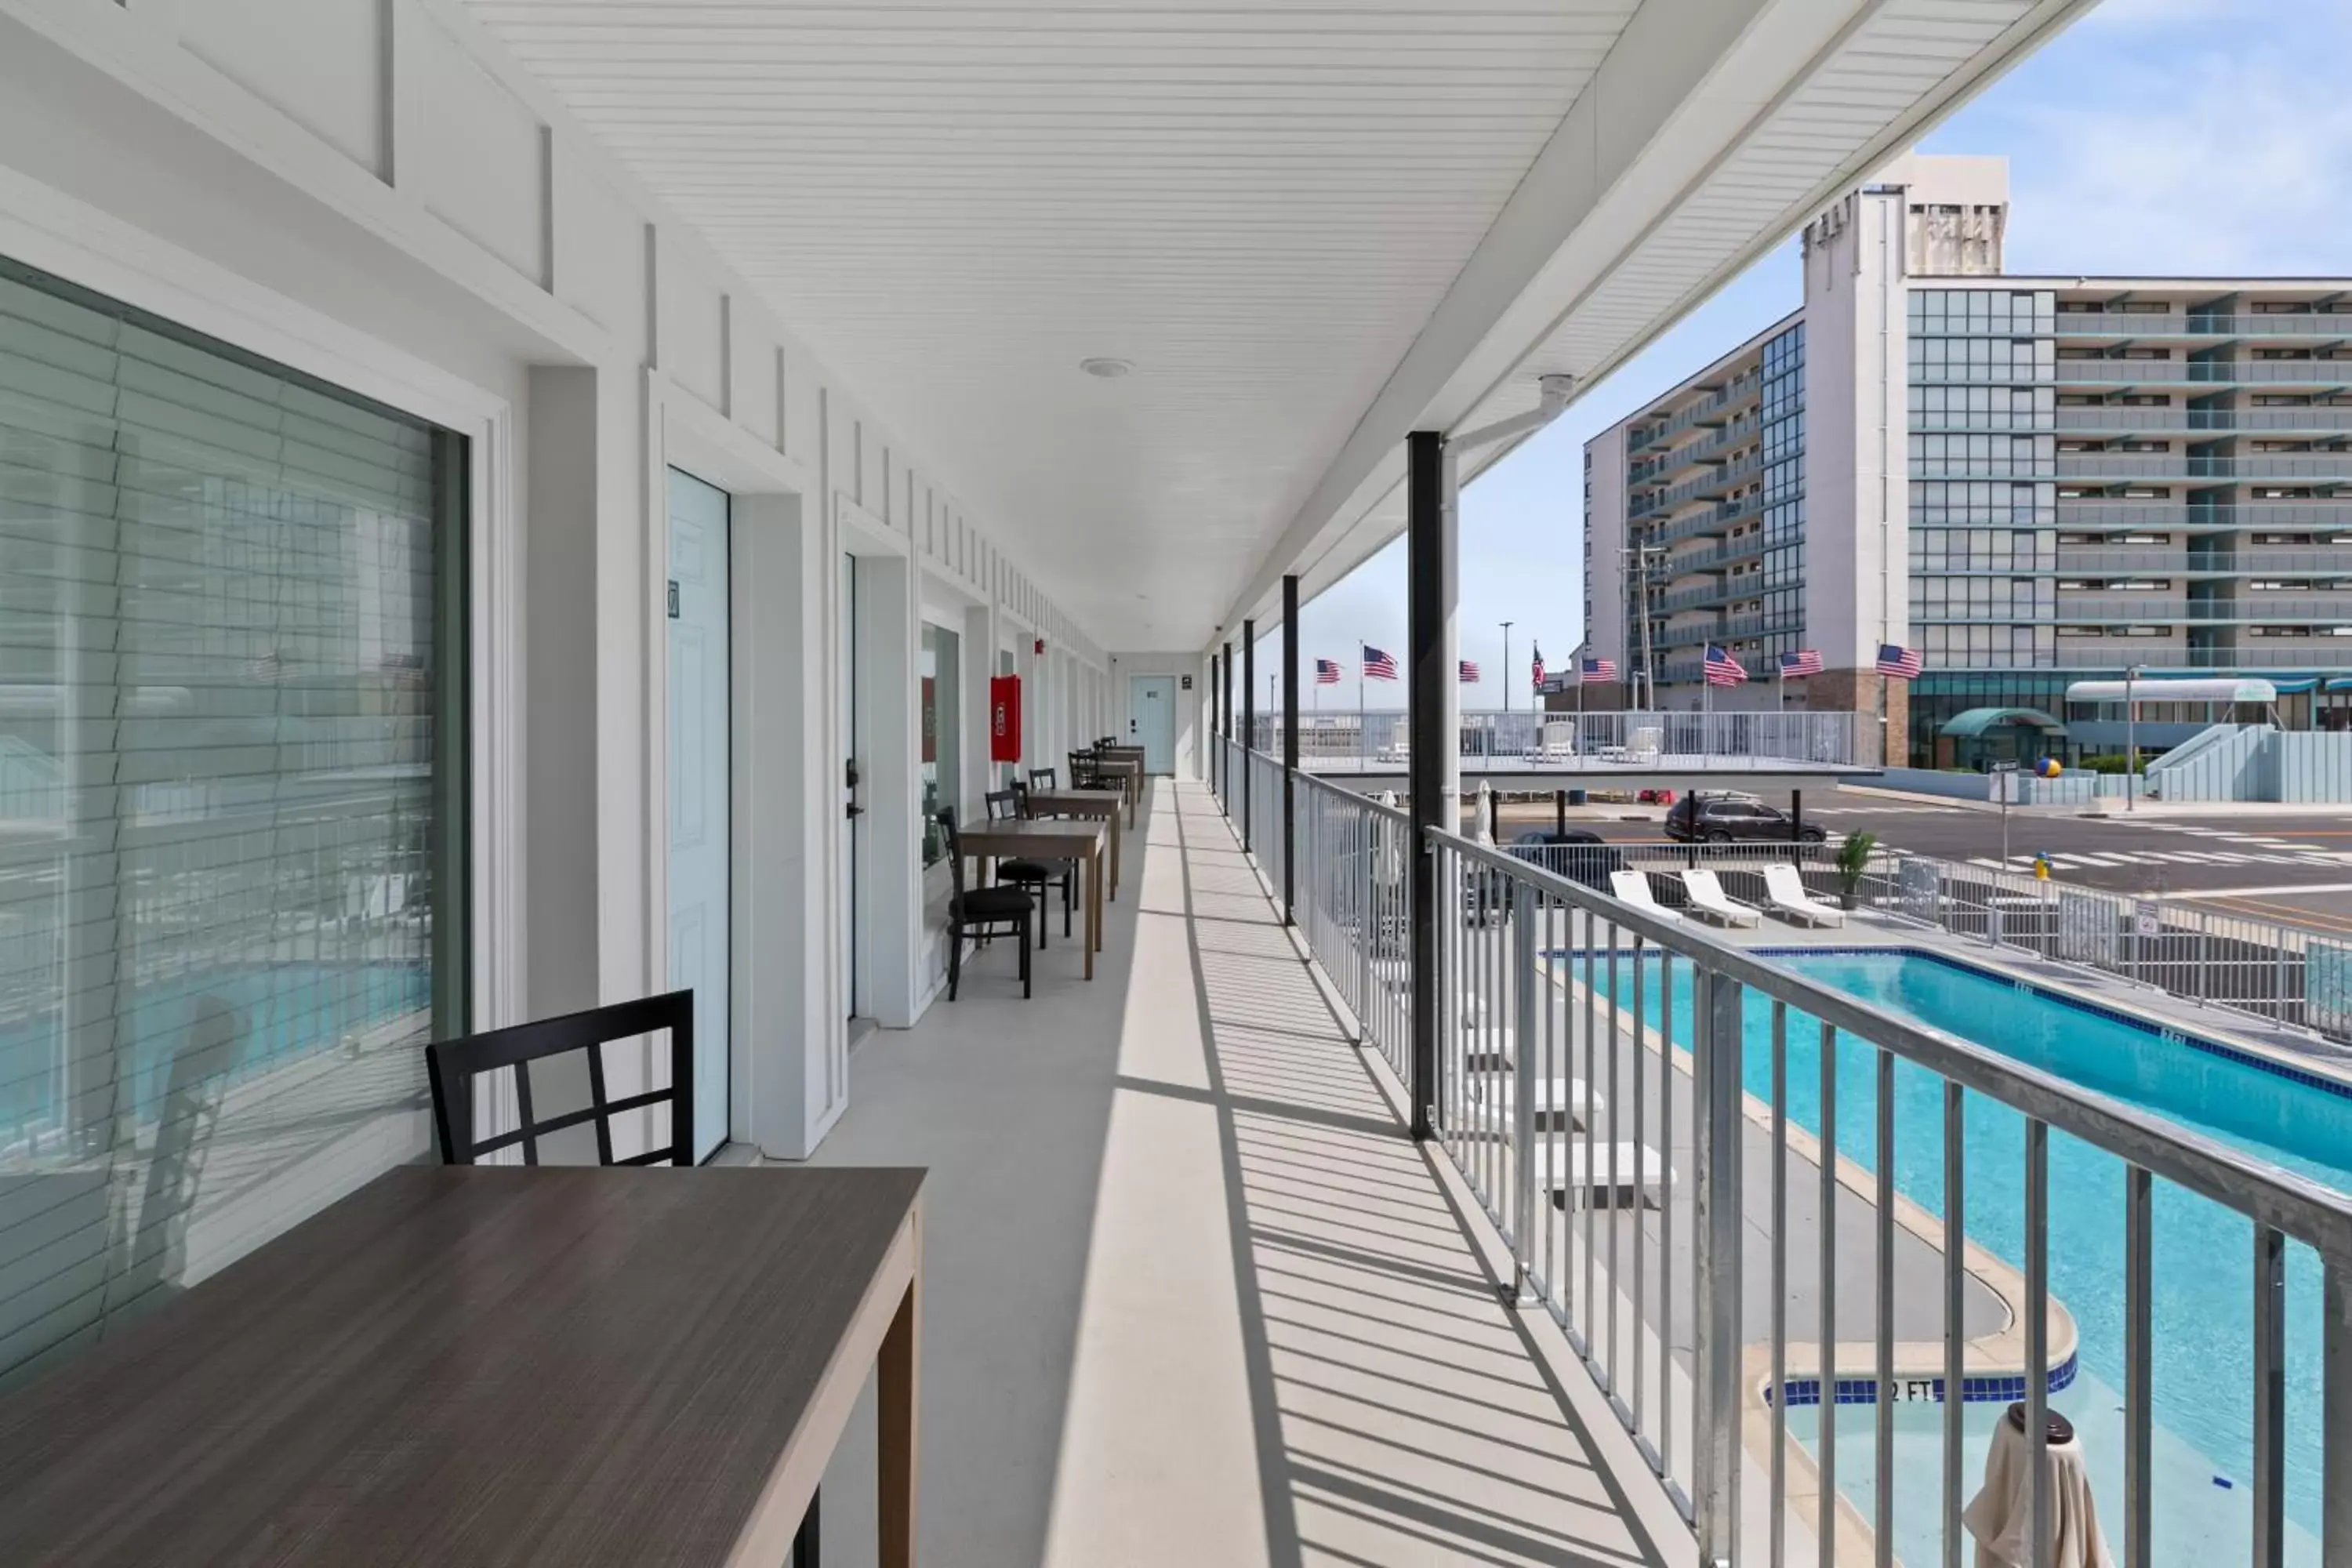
[1582, 946, 2344, 1564]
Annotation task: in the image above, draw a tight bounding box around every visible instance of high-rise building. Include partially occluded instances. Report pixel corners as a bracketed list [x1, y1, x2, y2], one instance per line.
[1581, 155, 2352, 765]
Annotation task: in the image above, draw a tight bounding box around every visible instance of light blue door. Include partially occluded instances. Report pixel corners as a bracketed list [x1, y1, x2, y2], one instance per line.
[1131, 676, 1176, 773]
[666, 469, 730, 1162]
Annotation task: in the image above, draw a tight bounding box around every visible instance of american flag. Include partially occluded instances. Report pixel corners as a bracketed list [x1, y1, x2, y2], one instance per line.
[1363, 644, 1398, 681]
[1581, 657, 1617, 683]
[1704, 644, 1748, 688]
[1876, 642, 1925, 680]
[1530, 642, 1544, 690]
[1314, 658, 1343, 685]
[1779, 648, 1824, 677]
[1457, 660, 1480, 682]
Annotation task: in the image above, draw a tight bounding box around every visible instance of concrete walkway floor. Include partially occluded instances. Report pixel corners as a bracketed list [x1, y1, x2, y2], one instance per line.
[802, 779, 1682, 1567]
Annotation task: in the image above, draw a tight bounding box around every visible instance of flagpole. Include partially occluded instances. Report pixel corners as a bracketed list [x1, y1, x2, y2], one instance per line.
[1357, 644, 1366, 768]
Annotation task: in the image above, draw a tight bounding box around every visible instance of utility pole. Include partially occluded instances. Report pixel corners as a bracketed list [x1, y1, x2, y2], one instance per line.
[2126, 662, 2144, 812]
[1621, 543, 1665, 709]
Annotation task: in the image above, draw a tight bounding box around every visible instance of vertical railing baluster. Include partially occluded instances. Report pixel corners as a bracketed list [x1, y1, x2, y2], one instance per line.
[1623, 934, 1641, 1418]
[2025, 1116, 2050, 1568]
[2254, 1223, 2286, 1568]
[1876, 1047, 1895, 1568]
[1660, 947, 1676, 1494]
[2325, 1259, 2352, 1567]
[1819, 1022, 1838, 1568]
[2125, 1162, 2151, 1568]
[1771, 1000, 1789, 1568]
[1695, 967, 1744, 1563]
[1944, 1080, 1965, 1568]
[1585, 927, 1601, 1350]
[1524, 869, 1543, 1288]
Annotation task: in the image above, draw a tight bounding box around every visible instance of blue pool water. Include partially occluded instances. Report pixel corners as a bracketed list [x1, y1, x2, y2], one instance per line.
[1588, 946, 2347, 1546]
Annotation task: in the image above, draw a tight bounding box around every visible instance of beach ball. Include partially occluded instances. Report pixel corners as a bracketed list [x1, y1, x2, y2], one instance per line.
[2034, 757, 2063, 779]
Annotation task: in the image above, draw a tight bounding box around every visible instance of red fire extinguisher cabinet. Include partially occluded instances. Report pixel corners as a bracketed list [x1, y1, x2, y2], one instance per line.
[989, 674, 1022, 763]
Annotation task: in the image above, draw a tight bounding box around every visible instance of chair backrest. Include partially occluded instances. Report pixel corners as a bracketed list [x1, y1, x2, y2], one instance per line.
[984, 787, 1020, 822]
[1610, 870, 1657, 907]
[426, 990, 695, 1167]
[1682, 868, 1729, 903]
[940, 806, 969, 906]
[1762, 863, 1809, 902]
[1028, 767, 1058, 793]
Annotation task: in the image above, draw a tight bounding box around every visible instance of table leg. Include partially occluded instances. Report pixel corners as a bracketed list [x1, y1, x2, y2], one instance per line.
[1091, 845, 1103, 957]
[1080, 847, 1096, 980]
[879, 1265, 920, 1568]
[1108, 810, 1121, 900]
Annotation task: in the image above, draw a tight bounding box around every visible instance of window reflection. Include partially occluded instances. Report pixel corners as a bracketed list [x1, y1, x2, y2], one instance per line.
[0, 261, 456, 1381]
[920, 623, 959, 866]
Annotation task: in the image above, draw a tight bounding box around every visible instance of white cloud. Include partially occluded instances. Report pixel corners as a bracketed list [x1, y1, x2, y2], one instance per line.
[1939, 11, 2352, 276]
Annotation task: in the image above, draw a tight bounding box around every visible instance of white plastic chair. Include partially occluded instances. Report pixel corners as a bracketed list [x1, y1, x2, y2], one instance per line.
[1762, 863, 1845, 927]
[1679, 868, 1761, 927]
[1610, 869, 1682, 922]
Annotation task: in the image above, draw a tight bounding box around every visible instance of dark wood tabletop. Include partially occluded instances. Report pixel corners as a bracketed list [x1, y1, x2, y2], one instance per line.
[0, 1164, 925, 1567]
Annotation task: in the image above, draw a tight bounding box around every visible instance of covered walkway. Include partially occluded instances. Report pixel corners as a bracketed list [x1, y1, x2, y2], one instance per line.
[806, 778, 1683, 1566]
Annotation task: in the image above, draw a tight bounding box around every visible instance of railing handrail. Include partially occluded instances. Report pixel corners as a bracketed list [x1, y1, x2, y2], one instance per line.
[1425, 823, 2352, 1258]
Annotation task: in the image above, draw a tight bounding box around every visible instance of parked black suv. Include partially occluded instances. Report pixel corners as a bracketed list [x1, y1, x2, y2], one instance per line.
[1505, 828, 1626, 891]
[1664, 793, 1826, 844]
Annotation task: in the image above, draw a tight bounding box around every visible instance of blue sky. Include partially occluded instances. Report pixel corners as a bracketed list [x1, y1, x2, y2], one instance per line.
[1261, 0, 2352, 709]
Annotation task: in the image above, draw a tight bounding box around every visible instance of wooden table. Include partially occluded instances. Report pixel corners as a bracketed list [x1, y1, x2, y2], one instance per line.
[0, 1166, 925, 1567]
[959, 817, 1106, 979]
[1027, 787, 1124, 899]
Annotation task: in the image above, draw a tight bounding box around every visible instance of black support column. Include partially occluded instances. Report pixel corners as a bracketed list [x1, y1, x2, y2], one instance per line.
[1242, 619, 1257, 849]
[1282, 575, 1299, 925]
[1208, 651, 1221, 792]
[1221, 638, 1234, 812]
[1406, 430, 1446, 1142]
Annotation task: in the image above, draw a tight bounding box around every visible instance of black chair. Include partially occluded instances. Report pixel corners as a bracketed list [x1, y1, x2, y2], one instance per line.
[1026, 766, 1058, 793]
[986, 787, 1074, 946]
[942, 806, 1032, 999]
[1067, 749, 1102, 789]
[426, 990, 695, 1166]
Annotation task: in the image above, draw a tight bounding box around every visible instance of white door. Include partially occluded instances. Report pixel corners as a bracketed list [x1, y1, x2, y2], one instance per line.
[1131, 675, 1176, 773]
[839, 553, 859, 1018]
[666, 468, 730, 1162]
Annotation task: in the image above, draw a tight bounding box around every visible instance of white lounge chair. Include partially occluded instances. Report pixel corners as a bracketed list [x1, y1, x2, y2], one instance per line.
[1762, 863, 1846, 927]
[1463, 1073, 1604, 1132]
[1533, 1141, 1675, 1209]
[1627, 726, 1664, 764]
[1610, 869, 1682, 921]
[1679, 869, 1761, 927]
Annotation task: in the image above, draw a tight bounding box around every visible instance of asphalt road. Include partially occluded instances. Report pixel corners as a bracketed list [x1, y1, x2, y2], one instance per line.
[1483, 788, 2352, 936]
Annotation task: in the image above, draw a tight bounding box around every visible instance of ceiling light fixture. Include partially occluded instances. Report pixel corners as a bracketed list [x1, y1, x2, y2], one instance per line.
[1080, 357, 1134, 379]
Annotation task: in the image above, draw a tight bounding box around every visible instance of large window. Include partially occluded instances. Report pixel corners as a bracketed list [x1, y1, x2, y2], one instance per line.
[920, 622, 960, 866]
[0, 260, 463, 1379]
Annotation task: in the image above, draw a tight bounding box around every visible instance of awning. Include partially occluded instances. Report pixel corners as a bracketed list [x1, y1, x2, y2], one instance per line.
[1940, 706, 2069, 739]
[2065, 678, 2277, 706]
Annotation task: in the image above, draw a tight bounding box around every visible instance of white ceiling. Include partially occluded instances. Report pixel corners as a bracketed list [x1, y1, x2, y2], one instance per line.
[465, 0, 2090, 652]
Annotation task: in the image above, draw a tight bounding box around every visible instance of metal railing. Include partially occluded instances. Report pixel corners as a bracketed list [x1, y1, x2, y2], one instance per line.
[1854, 847, 2352, 1045]
[1207, 743, 2352, 1567]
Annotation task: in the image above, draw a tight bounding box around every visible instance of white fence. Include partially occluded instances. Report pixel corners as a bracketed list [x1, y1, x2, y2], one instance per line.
[1249, 708, 1873, 770]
